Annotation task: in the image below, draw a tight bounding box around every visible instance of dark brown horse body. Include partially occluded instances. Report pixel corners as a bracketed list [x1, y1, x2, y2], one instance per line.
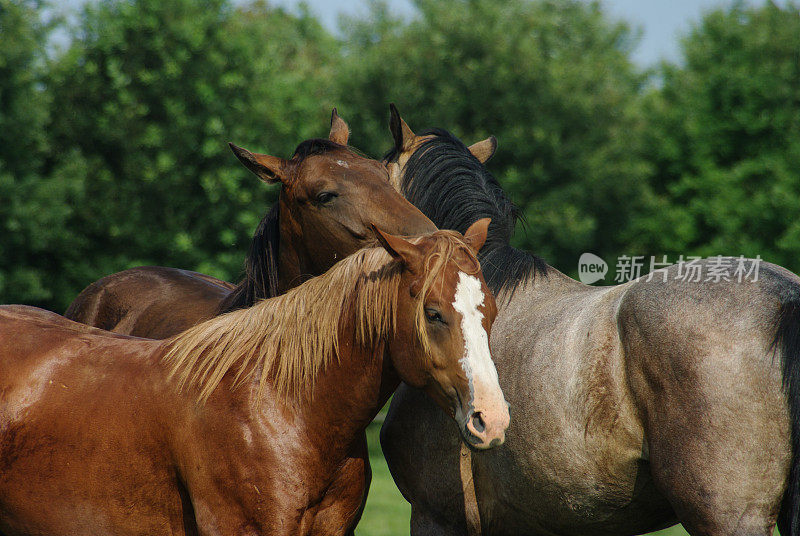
[64, 111, 436, 336]
[0, 225, 508, 535]
[381, 108, 800, 536]
[64, 267, 235, 338]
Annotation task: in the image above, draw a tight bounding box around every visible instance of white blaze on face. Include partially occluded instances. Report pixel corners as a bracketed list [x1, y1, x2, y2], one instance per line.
[452, 271, 500, 404]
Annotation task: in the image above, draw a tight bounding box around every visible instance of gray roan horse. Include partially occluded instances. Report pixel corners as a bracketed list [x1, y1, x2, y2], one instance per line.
[381, 105, 800, 536]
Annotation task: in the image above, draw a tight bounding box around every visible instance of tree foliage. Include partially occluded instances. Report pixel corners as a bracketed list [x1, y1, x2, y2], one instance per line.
[635, 2, 800, 269]
[0, 0, 79, 306]
[3, 0, 339, 310]
[337, 0, 651, 269]
[2, 0, 800, 310]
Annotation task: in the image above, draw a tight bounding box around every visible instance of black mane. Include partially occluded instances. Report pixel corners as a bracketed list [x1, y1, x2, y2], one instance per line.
[218, 203, 280, 313]
[392, 128, 547, 296]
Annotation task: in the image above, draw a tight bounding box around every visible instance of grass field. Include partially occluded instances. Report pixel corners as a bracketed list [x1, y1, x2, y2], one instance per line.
[355, 422, 412, 536]
[355, 421, 695, 536]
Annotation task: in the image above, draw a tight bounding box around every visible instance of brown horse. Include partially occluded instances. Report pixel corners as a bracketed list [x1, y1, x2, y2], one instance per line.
[0, 223, 508, 536]
[381, 107, 800, 536]
[64, 110, 436, 338]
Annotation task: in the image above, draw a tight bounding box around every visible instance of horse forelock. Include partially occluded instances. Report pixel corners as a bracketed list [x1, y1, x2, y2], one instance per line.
[163, 232, 475, 405]
[291, 138, 369, 163]
[291, 138, 343, 160]
[399, 130, 548, 297]
[413, 231, 482, 356]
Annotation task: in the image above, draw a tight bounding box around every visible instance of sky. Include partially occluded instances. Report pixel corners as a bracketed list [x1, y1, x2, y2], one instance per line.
[266, 0, 752, 66]
[596, 0, 747, 65]
[55, 0, 773, 67]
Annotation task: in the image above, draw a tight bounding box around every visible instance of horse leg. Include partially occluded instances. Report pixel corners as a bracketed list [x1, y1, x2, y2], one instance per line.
[381, 384, 470, 536]
[310, 435, 371, 536]
[622, 322, 789, 535]
[646, 418, 784, 536]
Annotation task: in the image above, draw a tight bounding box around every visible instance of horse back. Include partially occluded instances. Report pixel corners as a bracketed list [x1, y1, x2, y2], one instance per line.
[0, 305, 192, 535]
[64, 266, 235, 339]
[0, 304, 161, 392]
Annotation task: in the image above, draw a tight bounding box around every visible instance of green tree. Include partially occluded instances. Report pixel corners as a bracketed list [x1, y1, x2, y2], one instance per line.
[0, 0, 85, 307]
[337, 0, 652, 272]
[39, 0, 339, 311]
[636, 2, 800, 269]
[0, 0, 50, 176]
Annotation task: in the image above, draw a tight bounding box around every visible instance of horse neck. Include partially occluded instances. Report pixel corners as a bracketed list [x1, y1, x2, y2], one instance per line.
[292, 324, 399, 457]
[493, 259, 583, 312]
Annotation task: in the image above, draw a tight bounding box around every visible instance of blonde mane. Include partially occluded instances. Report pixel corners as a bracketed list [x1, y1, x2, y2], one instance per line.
[162, 231, 480, 403]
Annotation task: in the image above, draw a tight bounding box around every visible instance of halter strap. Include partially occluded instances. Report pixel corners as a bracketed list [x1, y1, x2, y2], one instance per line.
[460, 442, 482, 536]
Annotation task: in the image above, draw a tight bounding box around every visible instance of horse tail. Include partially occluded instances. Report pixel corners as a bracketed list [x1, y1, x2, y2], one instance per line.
[775, 288, 800, 536]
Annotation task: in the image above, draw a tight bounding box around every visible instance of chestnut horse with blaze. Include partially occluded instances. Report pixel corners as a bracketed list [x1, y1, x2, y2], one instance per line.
[60, 110, 435, 533]
[0, 222, 508, 535]
[64, 110, 436, 338]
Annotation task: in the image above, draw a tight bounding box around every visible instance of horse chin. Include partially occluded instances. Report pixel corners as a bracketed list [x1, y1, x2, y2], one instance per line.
[459, 429, 484, 451]
[459, 424, 504, 451]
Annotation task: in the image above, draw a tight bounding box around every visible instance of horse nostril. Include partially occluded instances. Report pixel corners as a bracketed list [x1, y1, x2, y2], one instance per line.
[471, 412, 486, 433]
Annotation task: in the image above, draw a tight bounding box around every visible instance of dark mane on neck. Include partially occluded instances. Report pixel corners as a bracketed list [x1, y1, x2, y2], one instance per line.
[218, 203, 280, 313]
[395, 129, 547, 296]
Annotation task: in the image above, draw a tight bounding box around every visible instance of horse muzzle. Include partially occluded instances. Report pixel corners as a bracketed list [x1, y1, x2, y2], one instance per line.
[456, 390, 510, 450]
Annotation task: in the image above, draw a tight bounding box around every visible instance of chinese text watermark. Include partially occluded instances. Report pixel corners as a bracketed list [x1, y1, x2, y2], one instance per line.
[578, 254, 761, 285]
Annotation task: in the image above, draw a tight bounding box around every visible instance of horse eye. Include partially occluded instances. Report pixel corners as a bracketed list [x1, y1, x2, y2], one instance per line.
[425, 308, 445, 324]
[316, 191, 338, 205]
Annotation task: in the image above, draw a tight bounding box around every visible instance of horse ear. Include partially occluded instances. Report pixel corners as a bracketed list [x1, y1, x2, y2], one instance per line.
[468, 136, 497, 163]
[389, 103, 417, 151]
[372, 223, 422, 272]
[329, 108, 350, 145]
[463, 218, 491, 253]
[229, 143, 287, 184]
